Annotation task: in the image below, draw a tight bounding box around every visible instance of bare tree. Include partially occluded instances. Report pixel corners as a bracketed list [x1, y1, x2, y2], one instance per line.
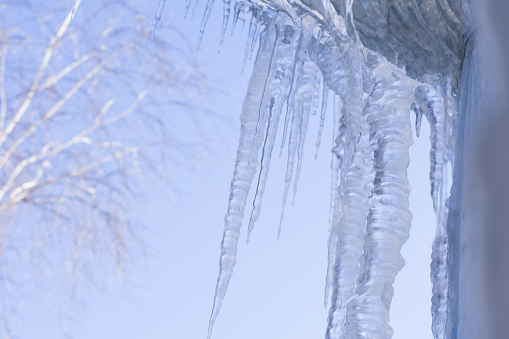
[0, 0, 208, 335]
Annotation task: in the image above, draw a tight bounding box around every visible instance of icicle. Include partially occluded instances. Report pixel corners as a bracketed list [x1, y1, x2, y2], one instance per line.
[208, 23, 279, 339]
[250, 20, 262, 57]
[413, 84, 446, 211]
[279, 102, 292, 157]
[311, 72, 323, 117]
[292, 64, 320, 204]
[278, 83, 304, 236]
[220, 0, 231, 44]
[151, 0, 166, 40]
[197, 0, 215, 51]
[326, 45, 367, 339]
[190, 0, 201, 20]
[429, 76, 454, 339]
[242, 16, 259, 73]
[277, 17, 317, 236]
[313, 34, 351, 311]
[443, 75, 459, 157]
[184, 0, 192, 18]
[324, 94, 343, 308]
[315, 83, 329, 159]
[278, 56, 302, 157]
[431, 154, 451, 339]
[412, 101, 423, 137]
[343, 54, 415, 339]
[231, 3, 241, 35]
[246, 14, 301, 240]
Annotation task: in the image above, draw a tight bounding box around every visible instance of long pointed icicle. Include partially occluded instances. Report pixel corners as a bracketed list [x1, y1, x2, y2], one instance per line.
[344, 55, 415, 338]
[184, 0, 192, 18]
[150, 0, 166, 40]
[292, 64, 320, 204]
[278, 82, 304, 234]
[315, 83, 329, 159]
[279, 39, 303, 157]
[326, 45, 367, 339]
[430, 77, 456, 339]
[220, 0, 232, 44]
[197, 0, 215, 51]
[278, 17, 316, 236]
[246, 14, 301, 240]
[413, 85, 446, 211]
[208, 23, 279, 339]
[324, 94, 343, 308]
[431, 154, 451, 339]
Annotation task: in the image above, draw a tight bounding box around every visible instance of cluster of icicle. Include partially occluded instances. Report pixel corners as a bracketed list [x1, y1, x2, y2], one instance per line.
[201, 0, 457, 338]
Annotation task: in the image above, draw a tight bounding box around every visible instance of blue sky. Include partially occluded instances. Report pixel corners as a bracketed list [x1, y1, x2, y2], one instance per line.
[13, 1, 436, 338]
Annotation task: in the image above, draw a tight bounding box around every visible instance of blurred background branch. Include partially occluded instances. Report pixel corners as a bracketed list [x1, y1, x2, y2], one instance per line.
[0, 0, 211, 336]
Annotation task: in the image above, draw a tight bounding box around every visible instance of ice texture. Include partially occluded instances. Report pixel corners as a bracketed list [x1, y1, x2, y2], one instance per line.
[199, 0, 476, 338]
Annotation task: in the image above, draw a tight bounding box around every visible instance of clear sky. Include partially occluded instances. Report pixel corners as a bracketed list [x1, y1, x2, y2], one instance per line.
[14, 1, 436, 338]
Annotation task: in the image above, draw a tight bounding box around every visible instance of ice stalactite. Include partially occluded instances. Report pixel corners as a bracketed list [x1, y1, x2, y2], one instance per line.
[278, 17, 320, 235]
[429, 75, 457, 339]
[246, 14, 304, 240]
[326, 45, 371, 339]
[430, 155, 451, 339]
[342, 54, 416, 339]
[150, 0, 166, 39]
[208, 16, 301, 337]
[199, 0, 459, 338]
[278, 58, 315, 230]
[324, 95, 343, 308]
[413, 84, 446, 211]
[315, 84, 329, 159]
[220, 0, 232, 43]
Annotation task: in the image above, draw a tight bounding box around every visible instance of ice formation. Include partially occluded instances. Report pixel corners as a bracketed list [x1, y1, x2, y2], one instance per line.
[200, 0, 477, 338]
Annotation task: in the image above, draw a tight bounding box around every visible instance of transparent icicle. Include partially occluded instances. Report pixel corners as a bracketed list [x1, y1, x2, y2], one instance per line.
[430, 75, 455, 339]
[246, 14, 301, 240]
[279, 95, 293, 157]
[184, 0, 192, 18]
[429, 77, 456, 339]
[413, 101, 424, 137]
[292, 64, 320, 204]
[278, 80, 303, 234]
[197, 0, 216, 50]
[278, 17, 317, 236]
[326, 45, 367, 339]
[431, 154, 452, 339]
[315, 83, 329, 159]
[231, 4, 240, 34]
[208, 22, 279, 339]
[324, 94, 343, 308]
[413, 84, 446, 211]
[318, 34, 350, 310]
[443, 75, 459, 156]
[279, 49, 302, 157]
[242, 17, 261, 72]
[343, 55, 415, 339]
[150, 0, 166, 40]
[220, 0, 232, 44]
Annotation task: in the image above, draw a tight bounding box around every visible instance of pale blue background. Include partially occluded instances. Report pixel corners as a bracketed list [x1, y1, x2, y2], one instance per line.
[14, 1, 436, 338]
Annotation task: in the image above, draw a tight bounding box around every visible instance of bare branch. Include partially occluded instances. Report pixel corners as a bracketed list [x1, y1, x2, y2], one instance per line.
[0, 39, 137, 173]
[0, 0, 82, 146]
